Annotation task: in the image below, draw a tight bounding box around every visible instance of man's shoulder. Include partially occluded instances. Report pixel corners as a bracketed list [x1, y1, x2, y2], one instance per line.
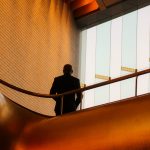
[54, 75, 64, 80]
[54, 75, 79, 81]
[71, 76, 80, 81]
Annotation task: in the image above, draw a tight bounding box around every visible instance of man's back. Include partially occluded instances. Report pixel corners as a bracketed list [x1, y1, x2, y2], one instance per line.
[50, 74, 81, 115]
[53, 75, 80, 93]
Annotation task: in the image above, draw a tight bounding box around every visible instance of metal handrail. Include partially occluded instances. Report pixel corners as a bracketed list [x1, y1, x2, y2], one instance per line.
[0, 69, 150, 98]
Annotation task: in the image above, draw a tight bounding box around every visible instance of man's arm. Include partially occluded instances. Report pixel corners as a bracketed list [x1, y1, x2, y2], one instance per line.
[75, 79, 82, 108]
[50, 78, 58, 101]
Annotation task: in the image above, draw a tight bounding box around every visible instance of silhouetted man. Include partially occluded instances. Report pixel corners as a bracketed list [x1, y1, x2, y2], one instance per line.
[50, 64, 82, 116]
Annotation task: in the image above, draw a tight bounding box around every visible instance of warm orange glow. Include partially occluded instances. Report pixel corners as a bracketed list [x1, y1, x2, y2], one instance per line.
[14, 94, 150, 150]
[71, 0, 95, 10]
[71, 0, 124, 18]
[1, 93, 150, 149]
[74, 1, 99, 18]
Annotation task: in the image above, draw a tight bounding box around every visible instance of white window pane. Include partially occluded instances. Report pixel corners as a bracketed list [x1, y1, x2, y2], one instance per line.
[121, 73, 136, 99]
[137, 5, 150, 70]
[79, 30, 87, 83]
[95, 21, 111, 76]
[84, 27, 96, 108]
[122, 11, 137, 68]
[137, 6, 150, 95]
[121, 11, 137, 98]
[137, 74, 150, 95]
[95, 21, 111, 105]
[94, 79, 110, 105]
[110, 17, 122, 102]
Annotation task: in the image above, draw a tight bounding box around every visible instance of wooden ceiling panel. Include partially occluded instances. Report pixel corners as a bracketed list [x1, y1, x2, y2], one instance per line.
[103, 0, 123, 6]
[73, 0, 150, 29]
[71, 0, 124, 19]
[74, 1, 99, 18]
[69, 0, 150, 29]
[71, 0, 96, 10]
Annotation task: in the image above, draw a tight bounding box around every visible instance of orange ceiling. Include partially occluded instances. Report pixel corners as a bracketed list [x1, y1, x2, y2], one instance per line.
[70, 0, 100, 18]
[73, 1, 99, 18]
[68, 0, 125, 18]
[65, 0, 150, 29]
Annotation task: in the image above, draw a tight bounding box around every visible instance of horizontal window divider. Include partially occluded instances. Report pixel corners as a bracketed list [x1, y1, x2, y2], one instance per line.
[121, 66, 137, 73]
[95, 74, 111, 80]
[80, 83, 86, 88]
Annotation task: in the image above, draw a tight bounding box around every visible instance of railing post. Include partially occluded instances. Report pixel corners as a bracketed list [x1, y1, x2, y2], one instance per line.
[135, 69, 138, 96]
[108, 77, 111, 103]
[61, 96, 64, 115]
[80, 84, 86, 110]
[80, 98, 82, 110]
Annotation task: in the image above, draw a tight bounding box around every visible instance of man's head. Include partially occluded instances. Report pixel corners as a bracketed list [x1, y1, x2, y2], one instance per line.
[63, 64, 73, 75]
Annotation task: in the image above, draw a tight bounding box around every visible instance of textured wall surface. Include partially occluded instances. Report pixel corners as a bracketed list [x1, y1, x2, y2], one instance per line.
[0, 0, 80, 116]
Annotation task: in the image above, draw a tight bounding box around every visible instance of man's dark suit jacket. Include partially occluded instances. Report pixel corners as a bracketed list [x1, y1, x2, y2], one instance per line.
[50, 75, 82, 116]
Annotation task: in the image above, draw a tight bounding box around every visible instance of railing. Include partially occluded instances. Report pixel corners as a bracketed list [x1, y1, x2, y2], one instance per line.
[0, 69, 150, 115]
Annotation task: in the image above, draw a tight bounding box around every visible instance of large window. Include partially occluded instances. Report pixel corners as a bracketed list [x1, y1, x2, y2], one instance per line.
[80, 6, 150, 108]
